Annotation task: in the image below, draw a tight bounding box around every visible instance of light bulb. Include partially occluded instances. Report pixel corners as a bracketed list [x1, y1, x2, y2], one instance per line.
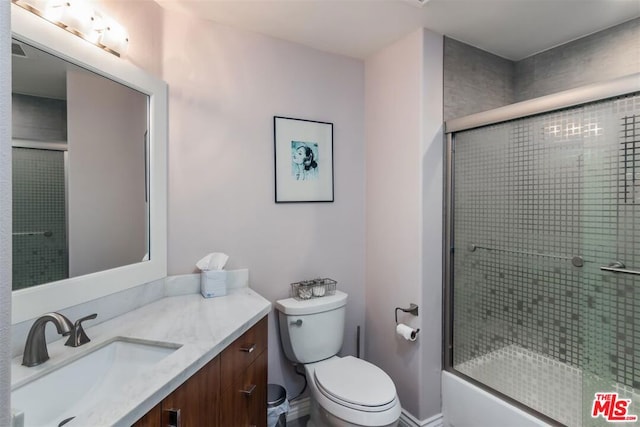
[59, 0, 97, 37]
[15, 0, 51, 14]
[15, 0, 64, 22]
[99, 15, 129, 56]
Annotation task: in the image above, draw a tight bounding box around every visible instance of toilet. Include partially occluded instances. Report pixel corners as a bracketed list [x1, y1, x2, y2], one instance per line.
[275, 291, 401, 427]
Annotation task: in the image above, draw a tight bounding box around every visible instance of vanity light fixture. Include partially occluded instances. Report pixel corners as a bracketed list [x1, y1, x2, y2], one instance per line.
[11, 0, 129, 57]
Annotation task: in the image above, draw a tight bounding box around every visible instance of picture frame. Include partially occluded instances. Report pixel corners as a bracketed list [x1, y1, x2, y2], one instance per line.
[274, 116, 334, 203]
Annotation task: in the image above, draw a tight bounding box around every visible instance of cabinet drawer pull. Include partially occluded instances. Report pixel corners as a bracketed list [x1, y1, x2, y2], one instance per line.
[240, 344, 256, 353]
[239, 384, 257, 395]
[163, 408, 181, 427]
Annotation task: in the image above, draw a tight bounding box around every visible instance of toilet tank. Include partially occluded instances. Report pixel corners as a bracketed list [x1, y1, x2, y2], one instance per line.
[275, 291, 347, 364]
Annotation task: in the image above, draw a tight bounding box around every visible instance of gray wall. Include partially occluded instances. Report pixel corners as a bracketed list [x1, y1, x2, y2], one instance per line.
[443, 37, 515, 121]
[0, 1, 11, 424]
[515, 18, 640, 101]
[12, 94, 67, 141]
[444, 17, 640, 121]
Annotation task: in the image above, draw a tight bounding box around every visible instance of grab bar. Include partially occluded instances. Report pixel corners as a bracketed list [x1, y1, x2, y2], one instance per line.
[468, 243, 584, 267]
[600, 261, 640, 276]
[12, 230, 53, 237]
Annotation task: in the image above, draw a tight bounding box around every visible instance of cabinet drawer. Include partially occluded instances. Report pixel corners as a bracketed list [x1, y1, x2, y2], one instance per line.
[220, 350, 268, 427]
[220, 316, 267, 391]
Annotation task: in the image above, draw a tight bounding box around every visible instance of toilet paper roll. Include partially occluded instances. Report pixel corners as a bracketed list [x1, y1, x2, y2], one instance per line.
[396, 323, 419, 341]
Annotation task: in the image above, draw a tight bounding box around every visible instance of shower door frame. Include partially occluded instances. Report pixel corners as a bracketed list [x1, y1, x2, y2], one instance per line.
[442, 73, 640, 425]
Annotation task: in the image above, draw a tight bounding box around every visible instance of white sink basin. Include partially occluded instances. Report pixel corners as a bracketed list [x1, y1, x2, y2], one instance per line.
[12, 338, 180, 427]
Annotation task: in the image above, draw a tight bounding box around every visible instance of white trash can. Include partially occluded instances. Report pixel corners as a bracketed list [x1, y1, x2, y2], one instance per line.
[267, 384, 289, 427]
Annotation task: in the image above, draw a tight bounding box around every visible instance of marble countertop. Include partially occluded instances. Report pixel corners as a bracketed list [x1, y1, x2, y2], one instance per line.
[11, 287, 272, 426]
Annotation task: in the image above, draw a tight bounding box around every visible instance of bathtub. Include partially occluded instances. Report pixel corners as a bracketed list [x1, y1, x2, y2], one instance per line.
[441, 371, 550, 427]
[442, 344, 640, 427]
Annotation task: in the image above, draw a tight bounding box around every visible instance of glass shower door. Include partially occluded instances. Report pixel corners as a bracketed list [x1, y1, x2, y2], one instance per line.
[580, 95, 639, 427]
[12, 146, 68, 289]
[450, 93, 640, 427]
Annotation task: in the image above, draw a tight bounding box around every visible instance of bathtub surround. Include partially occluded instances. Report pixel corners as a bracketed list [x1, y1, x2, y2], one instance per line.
[442, 18, 640, 426]
[443, 37, 515, 121]
[0, 1, 11, 424]
[444, 17, 640, 120]
[514, 18, 640, 101]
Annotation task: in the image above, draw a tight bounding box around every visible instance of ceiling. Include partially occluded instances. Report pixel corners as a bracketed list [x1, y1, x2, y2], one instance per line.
[155, 0, 640, 61]
[12, 40, 70, 99]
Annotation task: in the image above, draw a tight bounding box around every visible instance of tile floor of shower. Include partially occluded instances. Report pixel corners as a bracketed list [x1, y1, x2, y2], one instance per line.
[456, 345, 639, 427]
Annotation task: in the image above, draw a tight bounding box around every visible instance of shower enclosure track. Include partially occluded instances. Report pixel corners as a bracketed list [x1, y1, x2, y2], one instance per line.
[445, 73, 640, 133]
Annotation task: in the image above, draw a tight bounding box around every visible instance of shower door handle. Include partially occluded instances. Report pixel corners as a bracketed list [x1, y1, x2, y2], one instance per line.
[600, 261, 640, 276]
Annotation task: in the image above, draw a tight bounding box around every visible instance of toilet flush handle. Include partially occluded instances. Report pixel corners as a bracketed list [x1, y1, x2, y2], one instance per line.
[290, 319, 303, 326]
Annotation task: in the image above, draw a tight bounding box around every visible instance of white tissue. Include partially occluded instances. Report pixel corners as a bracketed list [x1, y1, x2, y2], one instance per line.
[196, 252, 229, 271]
[396, 323, 418, 341]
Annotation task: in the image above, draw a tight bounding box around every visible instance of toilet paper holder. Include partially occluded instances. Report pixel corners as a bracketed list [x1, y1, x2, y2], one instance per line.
[395, 304, 420, 339]
[395, 304, 419, 323]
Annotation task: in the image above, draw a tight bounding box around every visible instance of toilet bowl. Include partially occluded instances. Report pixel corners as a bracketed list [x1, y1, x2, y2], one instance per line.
[305, 356, 401, 427]
[274, 291, 401, 427]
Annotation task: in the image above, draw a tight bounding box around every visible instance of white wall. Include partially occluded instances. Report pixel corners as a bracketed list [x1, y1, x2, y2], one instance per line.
[0, 0, 11, 423]
[364, 28, 443, 421]
[162, 10, 366, 394]
[419, 30, 444, 420]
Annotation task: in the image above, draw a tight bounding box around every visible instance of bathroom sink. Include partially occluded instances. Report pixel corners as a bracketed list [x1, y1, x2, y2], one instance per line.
[12, 338, 180, 427]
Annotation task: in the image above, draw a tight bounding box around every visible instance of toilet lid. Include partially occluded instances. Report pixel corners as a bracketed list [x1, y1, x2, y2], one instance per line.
[313, 356, 396, 408]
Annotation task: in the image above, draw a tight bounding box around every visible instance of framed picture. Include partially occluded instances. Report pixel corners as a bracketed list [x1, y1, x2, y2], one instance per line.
[274, 116, 334, 203]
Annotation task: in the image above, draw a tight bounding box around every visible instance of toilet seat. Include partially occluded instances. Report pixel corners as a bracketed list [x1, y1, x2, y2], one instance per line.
[313, 356, 398, 412]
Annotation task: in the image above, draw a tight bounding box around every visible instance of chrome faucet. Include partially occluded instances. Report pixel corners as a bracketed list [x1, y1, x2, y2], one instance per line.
[22, 312, 73, 367]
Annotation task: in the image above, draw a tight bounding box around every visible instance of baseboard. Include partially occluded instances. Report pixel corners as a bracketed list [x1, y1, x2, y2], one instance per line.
[399, 410, 444, 427]
[287, 396, 310, 422]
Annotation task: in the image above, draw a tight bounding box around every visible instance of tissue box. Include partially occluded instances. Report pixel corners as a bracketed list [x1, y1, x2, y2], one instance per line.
[200, 270, 227, 298]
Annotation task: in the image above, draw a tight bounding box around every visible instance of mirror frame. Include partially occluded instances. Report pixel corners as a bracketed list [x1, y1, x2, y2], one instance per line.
[11, 4, 167, 324]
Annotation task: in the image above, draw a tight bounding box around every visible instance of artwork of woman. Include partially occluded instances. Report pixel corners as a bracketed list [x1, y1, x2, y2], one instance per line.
[291, 141, 319, 181]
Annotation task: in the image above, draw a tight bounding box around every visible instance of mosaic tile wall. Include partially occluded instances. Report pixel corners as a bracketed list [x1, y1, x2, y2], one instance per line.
[452, 93, 640, 424]
[12, 148, 67, 289]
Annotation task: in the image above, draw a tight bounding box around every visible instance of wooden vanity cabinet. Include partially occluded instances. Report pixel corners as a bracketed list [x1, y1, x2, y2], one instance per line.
[132, 316, 268, 427]
[161, 355, 220, 426]
[131, 356, 220, 427]
[131, 403, 161, 427]
[219, 315, 268, 427]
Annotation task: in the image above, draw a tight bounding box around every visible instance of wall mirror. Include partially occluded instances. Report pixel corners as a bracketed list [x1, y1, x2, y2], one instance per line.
[11, 4, 167, 324]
